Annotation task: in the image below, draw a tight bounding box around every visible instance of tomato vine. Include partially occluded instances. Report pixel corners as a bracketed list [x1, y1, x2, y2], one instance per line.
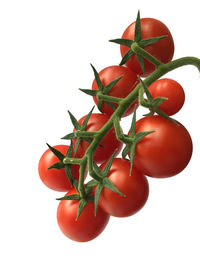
[38, 10, 200, 242]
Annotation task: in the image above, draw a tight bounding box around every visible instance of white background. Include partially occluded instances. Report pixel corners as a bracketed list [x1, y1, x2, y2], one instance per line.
[1, 0, 200, 259]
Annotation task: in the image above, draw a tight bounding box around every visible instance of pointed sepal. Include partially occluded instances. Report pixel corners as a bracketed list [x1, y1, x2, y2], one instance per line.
[90, 64, 104, 91]
[119, 49, 134, 66]
[61, 132, 76, 140]
[68, 110, 81, 130]
[103, 178, 125, 197]
[79, 88, 98, 97]
[139, 35, 167, 48]
[81, 106, 95, 130]
[94, 183, 104, 216]
[103, 75, 123, 94]
[46, 143, 64, 161]
[56, 194, 81, 201]
[109, 38, 134, 47]
[76, 199, 88, 220]
[134, 10, 141, 42]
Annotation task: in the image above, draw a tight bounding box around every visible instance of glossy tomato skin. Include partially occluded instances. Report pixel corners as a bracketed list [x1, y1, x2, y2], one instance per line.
[38, 145, 82, 192]
[57, 188, 110, 242]
[121, 18, 174, 77]
[73, 113, 123, 164]
[98, 158, 149, 217]
[149, 78, 185, 116]
[132, 116, 193, 178]
[92, 65, 139, 117]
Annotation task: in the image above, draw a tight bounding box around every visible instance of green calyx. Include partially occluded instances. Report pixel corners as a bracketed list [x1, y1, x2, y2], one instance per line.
[110, 10, 166, 74]
[57, 179, 94, 220]
[61, 107, 97, 157]
[86, 150, 125, 216]
[47, 142, 76, 187]
[58, 150, 125, 218]
[79, 64, 123, 113]
[138, 77, 178, 125]
[120, 107, 154, 173]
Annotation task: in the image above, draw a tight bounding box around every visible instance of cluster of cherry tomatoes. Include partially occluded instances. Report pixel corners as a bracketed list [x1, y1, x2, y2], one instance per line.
[38, 13, 193, 242]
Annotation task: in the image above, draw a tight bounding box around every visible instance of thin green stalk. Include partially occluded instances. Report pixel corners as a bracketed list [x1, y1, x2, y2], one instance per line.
[131, 42, 163, 67]
[97, 93, 123, 103]
[78, 157, 87, 198]
[75, 131, 97, 138]
[114, 117, 132, 144]
[63, 157, 82, 165]
[87, 153, 102, 181]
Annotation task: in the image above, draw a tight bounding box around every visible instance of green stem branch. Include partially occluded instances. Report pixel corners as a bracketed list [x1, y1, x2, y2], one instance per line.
[114, 117, 132, 144]
[131, 42, 163, 67]
[97, 93, 123, 103]
[78, 158, 87, 198]
[76, 131, 97, 138]
[87, 153, 102, 181]
[63, 157, 82, 165]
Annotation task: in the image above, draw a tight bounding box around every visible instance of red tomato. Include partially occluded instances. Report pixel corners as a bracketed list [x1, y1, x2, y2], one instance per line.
[92, 65, 139, 117]
[148, 78, 185, 116]
[38, 145, 82, 192]
[73, 113, 123, 164]
[120, 18, 174, 77]
[57, 187, 110, 242]
[131, 116, 193, 178]
[98, 158, 149, 217]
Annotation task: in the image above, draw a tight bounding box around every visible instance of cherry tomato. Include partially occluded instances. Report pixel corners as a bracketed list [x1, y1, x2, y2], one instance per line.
[92, 65, 139, 117]
[98, 158, 149, 217]
[57, 187, 110, 242]
[131, 116, 193, 178]
[73, 113, 123, 164]
[38, 145, 83, 192]
[120, 18, 174, 77]
[148, 78, 185, 116]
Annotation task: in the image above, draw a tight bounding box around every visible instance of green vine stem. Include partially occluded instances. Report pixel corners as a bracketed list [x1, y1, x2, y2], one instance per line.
[97, 93, 123, 103]
[114, 117, 133, 144]
[75, 131, 97, 138]
[131, 42, 163, 67]
[63, 52, 200, 197]
[78, 157, 87, 198]
[63, 157, 82, 165]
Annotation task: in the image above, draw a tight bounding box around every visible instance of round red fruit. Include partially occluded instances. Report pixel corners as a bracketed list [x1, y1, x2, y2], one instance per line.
[121, 18, 174, 77]
[131, 116, 192, 178]
[57, 188, 110, 242]
[149, 78, 185, 116]
[98, 158, 149, 217]
[92, 65, 139, 117]
[38, 145, 83, 192]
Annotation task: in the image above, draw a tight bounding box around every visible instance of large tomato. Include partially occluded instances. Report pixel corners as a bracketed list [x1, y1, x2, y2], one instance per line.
[38, 145, 82, 192]
[73, 113, 123, 164]
[98, 158, 149, 217]
[120, 18, 174, 77]
[57, 187, 110, 242]
[132, 116, 193, 178]
[149, 78, 185, 116]
[92, 65, 139, 117]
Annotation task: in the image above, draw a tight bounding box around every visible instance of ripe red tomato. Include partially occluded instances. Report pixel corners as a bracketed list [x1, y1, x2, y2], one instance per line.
[98, 158, 149, 217]
[57, 187, 110, 242]
[92, 65, 139, 117]
[148, 78, 185, 116]
[73, 113, 123, 164]
[38, 145, 82, 192]
[131, 116, 193, 178]
[120, 18, 174, 77]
